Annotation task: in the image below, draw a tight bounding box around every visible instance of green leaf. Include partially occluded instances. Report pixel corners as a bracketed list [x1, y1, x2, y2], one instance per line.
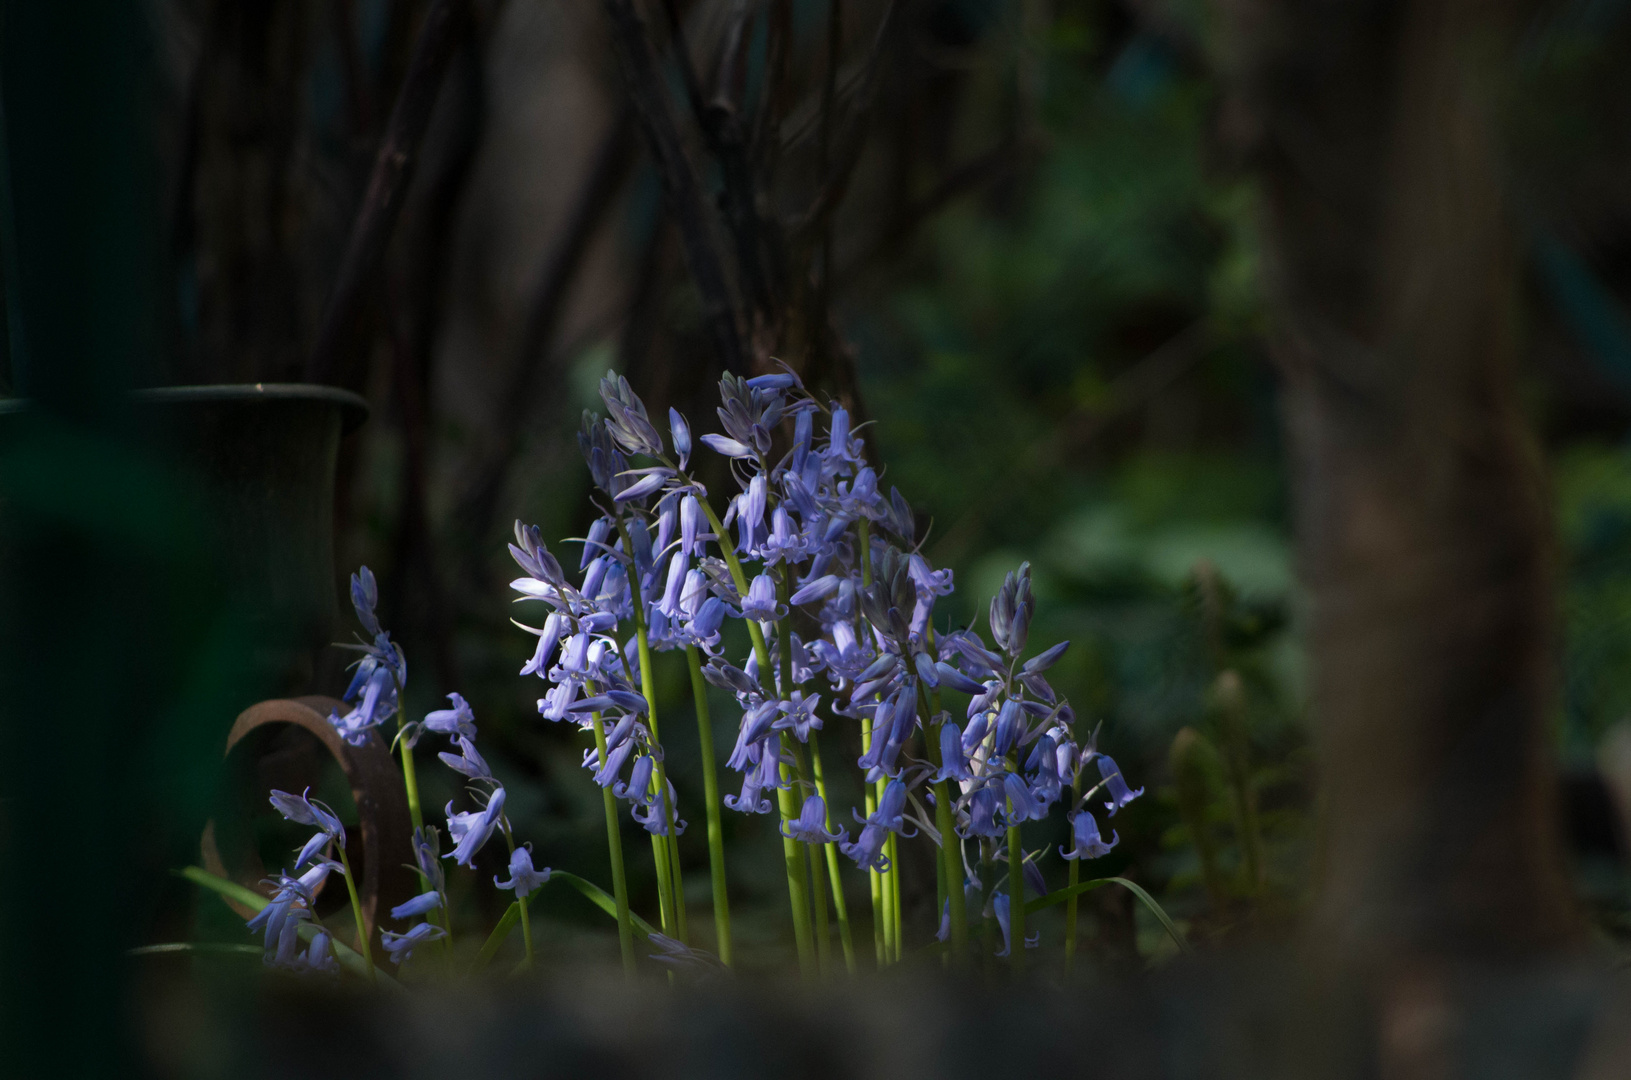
[470, 902, 522, 973]
[468, 872, 658, 975]
[552, 871, 660, 939]
[177, 865, 407, 992]
[1025, 875, 1191, 954]
[128, 942, 264, 958]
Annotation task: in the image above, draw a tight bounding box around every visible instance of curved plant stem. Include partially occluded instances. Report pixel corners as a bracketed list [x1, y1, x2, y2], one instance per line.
[590, 712, 638, 975]
[686, 645, 733, 964]
[335, 844, 377, 984]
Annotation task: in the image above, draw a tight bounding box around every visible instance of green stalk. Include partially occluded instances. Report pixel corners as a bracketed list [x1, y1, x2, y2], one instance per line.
[686, 645, 732, 965]
[887, 829, 903, 962]
[877, 777, 895, 963]
[1065, 775, 1081, 968]
[590, 713, 637, 975]
[860, 716, 885, 967]
[335, 844, 376, 984]
[808, 730, 856, 973]
[618, 519, 686, 941]
[789, 741, 833, 975]
[1006, 822, 1025, 973]
[924, 691, 968, 964]
[503, 829, 534, 968]
[699, 497, 813, 973]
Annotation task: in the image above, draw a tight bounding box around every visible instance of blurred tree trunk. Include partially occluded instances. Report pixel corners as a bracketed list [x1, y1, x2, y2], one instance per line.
[1216, 0, 1578, 959]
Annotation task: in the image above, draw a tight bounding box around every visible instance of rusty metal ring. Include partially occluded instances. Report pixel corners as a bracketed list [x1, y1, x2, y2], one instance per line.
[201, 696, 417, 948]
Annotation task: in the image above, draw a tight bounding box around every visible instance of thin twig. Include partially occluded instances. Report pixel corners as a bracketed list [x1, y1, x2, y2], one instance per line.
[307, 0, 471, 386]
[603, 0, 749, 376]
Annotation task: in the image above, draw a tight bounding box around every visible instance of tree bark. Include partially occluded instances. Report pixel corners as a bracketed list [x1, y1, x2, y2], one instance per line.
[1217, 0, 1577, 960]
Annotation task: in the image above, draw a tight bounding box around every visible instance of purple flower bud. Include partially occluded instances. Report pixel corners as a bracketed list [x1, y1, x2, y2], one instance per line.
[669, 407, 692, 467]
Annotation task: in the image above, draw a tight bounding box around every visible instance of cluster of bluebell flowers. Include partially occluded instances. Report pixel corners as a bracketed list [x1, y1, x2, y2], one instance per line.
[237, 365, 1141, 980]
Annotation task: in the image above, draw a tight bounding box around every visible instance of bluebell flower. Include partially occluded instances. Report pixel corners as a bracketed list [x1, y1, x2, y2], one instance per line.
[446, 787, 506, 868]
[1000, 772, 1047, 824]
[656, 551, 689, 619]
[350, 566, 382, 636]
[669, 407, 692, 468]
[495, 844, 550, 898]
[599, 372, 665, 457]
[774, 692, 822, 742]
[300, 930, 339, 975]
[781, 794, 847, 844]
[268, 789, 344, 868]
[424, 692, 477, 739]
[411, 827, 446, 895]
[991, 891, 1038, 957]
[517, 614, 564, 678]
[1060, 809, 1119, 860]
[614, 755, 656, 805]
[933, 661, 986, 695]
[739, 573, 786, 622]
[842, 779, 914, 871]
[1096, 754, 1144, 815]
[267, 906, 311, 968]
[590, 735, 635, 789]
[789, 574, 841, 606]
[960, 782, 1005, 839]
[381, 922, 446, 965]
[509, 521, 566, 586]
[391, 891, 444, 919]
[733, 475, 768, 553]
[991, 699, 1025, 759]
[632, 780, 687, 836]
[438, 735, 494, 782]
[1023, 640, 1070, 673]
[934, 722, 973, 783]
[724, 740, 780, 814]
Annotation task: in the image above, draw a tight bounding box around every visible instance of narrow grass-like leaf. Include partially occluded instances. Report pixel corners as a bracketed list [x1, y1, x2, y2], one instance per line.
[468, 872, 662, 975]
[1025, 875, 1191, 954]
[128, 942, 264, 958]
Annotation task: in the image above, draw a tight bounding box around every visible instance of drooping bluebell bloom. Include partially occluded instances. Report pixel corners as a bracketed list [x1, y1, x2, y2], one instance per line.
[739, 572, 785, 622]
[990, 891, 1038, 957]
[438, 735, 494, 782]
[1000, 772, 1047, 824]
[590, 734, 636, 789]
[669, 407, 692, 468]
[391, 891, 444, 920]
[445, 786, 506, 868]
[1060, 809, 1119, 860]
[380, 922, 446, 965]
[632, 779, 687, 836]
[267, 906, 311, 969]
[781, 794, 847, 844]
[411, 827, 445, 895]
[614, 755, 656, 805]
[934, 722, 974, 783]
[495, 844, 550, 898]
[774, 692, 823, 742]
[724, 740, 780, 814]
[301, 930, 339, 975]
[991, 699, 1025, 759]
[424, 691, 478, 739]
[269, 789, 344, 868]
[1096, 754, 1145, 815]
[960, 782, 1005, 839]
[518, 614, 564, 678]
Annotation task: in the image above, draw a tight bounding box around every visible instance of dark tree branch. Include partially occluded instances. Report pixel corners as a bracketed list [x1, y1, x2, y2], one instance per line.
[306, 0, 471, 386]
[456, 113, 636, 548]
[602, 0, 748, 376]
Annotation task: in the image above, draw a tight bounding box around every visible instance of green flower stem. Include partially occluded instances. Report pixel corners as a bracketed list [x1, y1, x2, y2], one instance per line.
[1006, 822, 1025, 973]
[335, 844, 376, 984]
[860, 715, 885, 967]
[788, 740, 833, 975]
[699, 497, 812, 973]
[1065, 777, 1081, 968]
[686, 645, 733, 965]
[590, 712, 638, 975]
[775, 736, 818, 976]
[922, 677, 968, 965]
[877, 776, 895, 963]
[807, 730, 856, 973]
[503, 830, 535, 968]
[887, 828, 903, 962]
[617, 519, 686, 942]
